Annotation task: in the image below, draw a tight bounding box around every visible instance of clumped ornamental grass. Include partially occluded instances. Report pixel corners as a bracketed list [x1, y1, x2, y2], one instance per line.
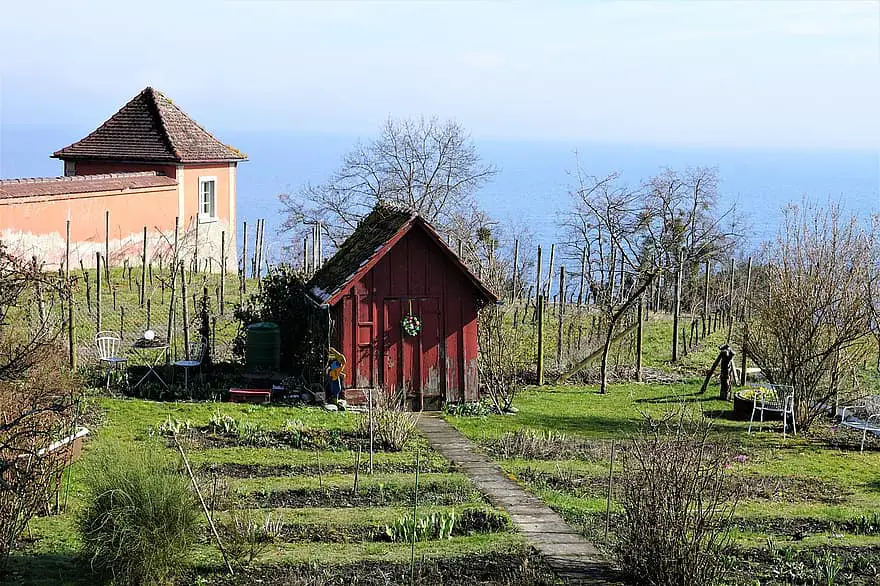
[78, 444, 200, 585]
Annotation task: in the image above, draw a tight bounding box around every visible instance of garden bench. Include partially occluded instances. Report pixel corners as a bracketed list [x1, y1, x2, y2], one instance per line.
[839, 396, 880, 452]
[228, 388, 271, 404]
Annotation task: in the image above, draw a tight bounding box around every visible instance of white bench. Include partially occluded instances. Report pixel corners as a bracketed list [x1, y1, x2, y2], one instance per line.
[840, 397, 880, 452]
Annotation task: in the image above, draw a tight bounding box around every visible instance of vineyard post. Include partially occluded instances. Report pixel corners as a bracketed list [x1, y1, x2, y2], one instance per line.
[739, 257, 753, 386]
[96, 252, 102, 334]
[536, 295, 545, 386]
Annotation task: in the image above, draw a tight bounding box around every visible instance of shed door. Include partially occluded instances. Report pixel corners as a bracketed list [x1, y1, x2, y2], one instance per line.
[382, 298, 441, 410]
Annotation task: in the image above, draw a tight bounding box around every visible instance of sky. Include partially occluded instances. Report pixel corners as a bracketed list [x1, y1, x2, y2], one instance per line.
[0, 0, 878, 150]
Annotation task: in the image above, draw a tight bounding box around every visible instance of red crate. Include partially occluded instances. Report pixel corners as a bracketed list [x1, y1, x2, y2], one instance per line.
[228, 388, 271, 404]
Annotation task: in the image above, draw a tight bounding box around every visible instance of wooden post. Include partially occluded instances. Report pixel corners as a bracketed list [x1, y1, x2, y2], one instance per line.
[255, 219, 264, 283]
[95, 252, 102, 334]
[511, 238, 519, 301]
[219, 231, 226, 315]
[536, 295, 545, 386]
[739, 257, 753, 386]
[671, 248, 683, 362]
[577, 248, 586, 306]
[104, 210, 110, 286]
[166, 254, 178, 350]
[703, 260, 710, 338]
[636, 294, 644, 382]
[193, 216, 200, 280]
[535, 245, 543, 303]
[545, 244, 555, 298]
[140, 227, 147, 306]
[65, 219, 71, 283]
[557, 267, 565, 368]
[457, 238, 463, 259]
[728, 257, 735, 325]
[119, 307, 125, 342]
[241, 221, 249, 281]
[147, 299, 152, 330]
[67, 279, 76, 370]
[180, 261, 190, 360]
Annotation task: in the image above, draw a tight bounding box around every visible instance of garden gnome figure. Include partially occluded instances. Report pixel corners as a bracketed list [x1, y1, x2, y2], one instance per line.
[326, 347, 347, 409]
[719, 344, 736, 400]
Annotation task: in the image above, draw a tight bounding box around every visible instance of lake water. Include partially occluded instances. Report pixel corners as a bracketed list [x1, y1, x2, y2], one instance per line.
[3, 125, 878, 259]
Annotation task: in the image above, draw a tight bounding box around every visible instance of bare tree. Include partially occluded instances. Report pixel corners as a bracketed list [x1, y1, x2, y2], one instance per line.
[279, 116, 497, 251]
[744, 202, 877, 432]
[0, 244, 78, 570]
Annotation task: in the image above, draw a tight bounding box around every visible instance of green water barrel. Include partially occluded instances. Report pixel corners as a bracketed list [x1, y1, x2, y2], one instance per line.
[246, 322, 281, 372]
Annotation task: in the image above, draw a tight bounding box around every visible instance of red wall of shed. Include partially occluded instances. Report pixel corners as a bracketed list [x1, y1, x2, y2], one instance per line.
[332, 225, 481, 406]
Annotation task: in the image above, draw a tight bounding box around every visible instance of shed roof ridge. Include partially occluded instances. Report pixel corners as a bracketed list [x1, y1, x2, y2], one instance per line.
[0, 171, 162, 185]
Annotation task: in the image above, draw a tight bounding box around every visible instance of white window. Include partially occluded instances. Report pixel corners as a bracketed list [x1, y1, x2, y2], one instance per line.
[199, 177, 217, 221]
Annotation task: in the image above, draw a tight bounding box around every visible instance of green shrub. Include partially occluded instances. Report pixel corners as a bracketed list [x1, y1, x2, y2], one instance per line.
[232, 265, 327, 376]
[78, 445, 200, 585]
[356, 395, 419, 451]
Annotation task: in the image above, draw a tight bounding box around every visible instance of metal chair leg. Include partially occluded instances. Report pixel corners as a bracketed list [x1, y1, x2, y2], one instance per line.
[861, 429, 867, 453]
[749, 406, 756, 433]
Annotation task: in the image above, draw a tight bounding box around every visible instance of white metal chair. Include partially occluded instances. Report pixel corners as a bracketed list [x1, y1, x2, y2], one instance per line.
[173, 336, 206, 394]
[839, 396, 880, 452]
[95, 331, 128, 391]
[748, 384, 796, 438]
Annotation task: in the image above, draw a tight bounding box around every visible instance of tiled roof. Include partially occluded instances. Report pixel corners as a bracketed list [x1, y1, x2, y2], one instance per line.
[308, 204, 497, 305]
[52, 87, 247, 163]
[0, 172, 177, 200]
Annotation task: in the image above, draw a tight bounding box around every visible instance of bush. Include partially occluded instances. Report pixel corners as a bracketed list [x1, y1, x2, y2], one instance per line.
[78, 445, 200, 585]
[232, 265, 327, 377]
[614, 410, 738, 586]
[222, 506, 284, 567]
[356, 391, 419, 451]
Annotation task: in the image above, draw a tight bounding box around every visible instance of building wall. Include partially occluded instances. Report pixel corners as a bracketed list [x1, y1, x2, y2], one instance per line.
[333, 226, 482, 408]
[178, 162, 237, 273]
[63, 159, 238, 273]
[0, 186, 179, 268]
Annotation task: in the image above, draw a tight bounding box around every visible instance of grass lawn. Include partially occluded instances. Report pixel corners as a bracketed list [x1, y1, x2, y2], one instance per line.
[446, 382, 880, 585]
[4, 397, 549, 586]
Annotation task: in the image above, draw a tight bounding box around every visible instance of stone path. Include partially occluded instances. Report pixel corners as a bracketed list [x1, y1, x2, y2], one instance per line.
[416, 414, 617, 585]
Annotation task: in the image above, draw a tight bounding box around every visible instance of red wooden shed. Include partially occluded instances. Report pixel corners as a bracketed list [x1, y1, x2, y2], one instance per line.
[307, 205, 497, 410]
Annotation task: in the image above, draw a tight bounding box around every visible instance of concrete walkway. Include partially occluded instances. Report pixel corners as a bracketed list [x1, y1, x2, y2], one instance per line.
[416, 414, 617, 585]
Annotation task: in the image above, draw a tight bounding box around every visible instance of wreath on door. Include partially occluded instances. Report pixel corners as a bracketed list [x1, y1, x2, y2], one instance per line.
[401, 299, 422, 336]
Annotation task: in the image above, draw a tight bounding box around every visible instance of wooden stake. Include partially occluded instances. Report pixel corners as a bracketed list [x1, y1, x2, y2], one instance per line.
[67, 279, 76, 370]
[556, 266, 565, 368]
[180, 261, 190, 360]
[511, 238, 519, 301]
[578, 248, 586, 306]
[96, 252, 102, 334]
[537, 295, 545, 386]
[636, 294, 644, 382]
[535, 245, 543, 303]
[175, 437, 234, 575]
[545, 244, 555, 298]
[671, 248, 683, 362]
[104, 210, 110, 287]
[703, 260, 710, 338]
[739, 257, 752, 386]
[219, 231, 226, 315]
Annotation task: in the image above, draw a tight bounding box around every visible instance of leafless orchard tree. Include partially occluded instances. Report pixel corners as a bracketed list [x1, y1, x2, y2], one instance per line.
[279, 116, 497, 251]
[559, 162, 739, 392]
[744, 202, 878, 432]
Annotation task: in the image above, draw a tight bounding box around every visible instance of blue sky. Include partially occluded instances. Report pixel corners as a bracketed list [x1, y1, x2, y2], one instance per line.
[1, 0, 878, 149]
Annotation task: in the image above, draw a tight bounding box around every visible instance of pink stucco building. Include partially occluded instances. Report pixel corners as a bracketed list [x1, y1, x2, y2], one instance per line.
[0, 87, 245, 271]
